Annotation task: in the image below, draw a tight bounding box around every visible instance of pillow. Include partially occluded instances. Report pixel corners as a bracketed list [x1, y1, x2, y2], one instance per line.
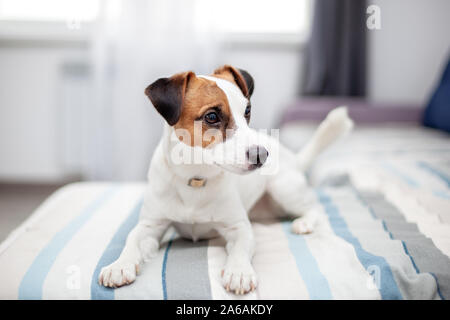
[423, 57, 450, 133]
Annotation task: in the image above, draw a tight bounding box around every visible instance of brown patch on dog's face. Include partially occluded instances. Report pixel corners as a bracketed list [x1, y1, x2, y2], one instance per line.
[174, 77, 235, 148]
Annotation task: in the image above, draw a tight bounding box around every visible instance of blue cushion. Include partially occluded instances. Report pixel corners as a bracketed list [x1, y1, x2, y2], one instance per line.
[423, 57, 450, 133]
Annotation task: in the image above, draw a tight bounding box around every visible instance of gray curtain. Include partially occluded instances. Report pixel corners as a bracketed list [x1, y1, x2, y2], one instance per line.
[303, 0, 367, 96]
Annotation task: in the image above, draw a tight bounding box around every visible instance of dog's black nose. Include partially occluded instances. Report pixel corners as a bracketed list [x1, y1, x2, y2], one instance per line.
[246, 145, 269, 168]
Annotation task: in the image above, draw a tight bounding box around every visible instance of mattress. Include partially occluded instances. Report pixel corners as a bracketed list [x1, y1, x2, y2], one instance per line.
[1, 124, 449, 300]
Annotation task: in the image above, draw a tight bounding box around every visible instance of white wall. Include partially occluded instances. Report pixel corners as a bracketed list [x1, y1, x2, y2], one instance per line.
[368, 0, 450, 105]
[0, 43, 88, 182]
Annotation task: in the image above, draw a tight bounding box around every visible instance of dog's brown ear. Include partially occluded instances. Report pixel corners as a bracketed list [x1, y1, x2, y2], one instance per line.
[145, 71, 195, 126]
[213, 65, 254, 98]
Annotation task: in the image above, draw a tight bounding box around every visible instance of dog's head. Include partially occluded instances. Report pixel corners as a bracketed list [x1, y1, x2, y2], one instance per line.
[145, 65, 269, 174]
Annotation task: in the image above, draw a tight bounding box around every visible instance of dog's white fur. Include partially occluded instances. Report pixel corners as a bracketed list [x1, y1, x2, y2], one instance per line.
[99, 75, 353, 294]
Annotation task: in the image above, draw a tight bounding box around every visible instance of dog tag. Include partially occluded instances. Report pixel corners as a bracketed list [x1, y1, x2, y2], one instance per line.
[188, 177, 207, 188]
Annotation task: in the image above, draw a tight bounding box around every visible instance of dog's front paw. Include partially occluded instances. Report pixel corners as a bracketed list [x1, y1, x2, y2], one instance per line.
[292, 217, 314, 234]
[221, 261, 257, 295]
[98, 260, 139, 288]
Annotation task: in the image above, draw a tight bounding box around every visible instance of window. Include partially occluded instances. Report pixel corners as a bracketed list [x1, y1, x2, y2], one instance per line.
[194, 0, 311, 35]
[0, 0, 100, 21]
[0, 0, 310, 42]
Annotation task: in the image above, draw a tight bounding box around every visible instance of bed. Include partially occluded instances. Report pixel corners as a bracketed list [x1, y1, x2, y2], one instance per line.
[1, 115, 449, 299]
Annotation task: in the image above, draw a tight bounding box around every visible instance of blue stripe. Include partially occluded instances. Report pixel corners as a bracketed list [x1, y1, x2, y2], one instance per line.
[90, 198, 143, 300]
[281, 221, 332, 299]
[433, 190, 450, 200]
[417, 161, 450, 188]
[383, 162, 450, 199]
[18, 186, 119, 300]
[161, 234, 175, 300]
[381, 162, 419, 187]
[317, 190, 403, 300]
[401, 241, 420, 274]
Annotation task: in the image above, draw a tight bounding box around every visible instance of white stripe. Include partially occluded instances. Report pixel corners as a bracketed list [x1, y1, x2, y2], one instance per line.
[303, 206, 380, 299]
[42, 184, 145, 299]
[251, 221, 310, 299]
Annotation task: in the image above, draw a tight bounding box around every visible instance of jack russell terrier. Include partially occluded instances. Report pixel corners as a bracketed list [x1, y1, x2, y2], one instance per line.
[99, 65, 353, 295]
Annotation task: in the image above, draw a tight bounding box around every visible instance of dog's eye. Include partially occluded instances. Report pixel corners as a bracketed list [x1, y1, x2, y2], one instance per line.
[244, 105, 251, 117]
[204, 111, 219, 124]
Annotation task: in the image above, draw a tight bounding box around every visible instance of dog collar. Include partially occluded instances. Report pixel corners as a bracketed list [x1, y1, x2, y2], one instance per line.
[188, 176, 207, 188]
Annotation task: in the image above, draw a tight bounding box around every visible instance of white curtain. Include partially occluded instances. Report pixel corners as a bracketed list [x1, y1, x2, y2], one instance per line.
[86, 0, 221, 181]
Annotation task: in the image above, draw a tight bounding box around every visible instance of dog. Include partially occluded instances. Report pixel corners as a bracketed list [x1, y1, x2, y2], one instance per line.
[98, 65, 353, 294]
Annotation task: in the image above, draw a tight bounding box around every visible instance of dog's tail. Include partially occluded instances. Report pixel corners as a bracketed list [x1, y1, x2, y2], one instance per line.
[296, 106, 354, 171]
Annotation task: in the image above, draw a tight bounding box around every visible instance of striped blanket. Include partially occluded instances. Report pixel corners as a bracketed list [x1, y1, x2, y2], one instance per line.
[1, 124, 449, 299]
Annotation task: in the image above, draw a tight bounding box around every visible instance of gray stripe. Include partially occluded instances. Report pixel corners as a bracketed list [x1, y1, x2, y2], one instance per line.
[165, 238, 212, 299]
[358, 190, 450, 299]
